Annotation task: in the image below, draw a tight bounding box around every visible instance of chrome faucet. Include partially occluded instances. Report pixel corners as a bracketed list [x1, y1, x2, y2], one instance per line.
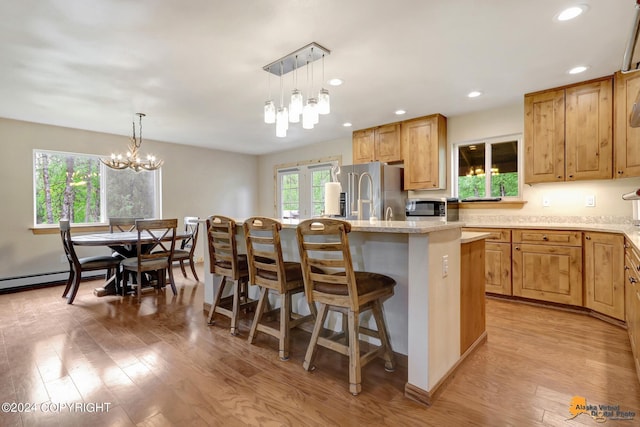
[385, 206, 393, 221]
[356, 172, 374, 220]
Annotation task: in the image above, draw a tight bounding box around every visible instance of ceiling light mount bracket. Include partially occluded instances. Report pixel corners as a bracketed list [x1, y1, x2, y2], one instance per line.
[263, 42, 331, 76]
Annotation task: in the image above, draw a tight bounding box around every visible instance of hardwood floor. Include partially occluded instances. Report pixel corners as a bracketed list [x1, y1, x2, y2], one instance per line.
[0, 266, 638, 426]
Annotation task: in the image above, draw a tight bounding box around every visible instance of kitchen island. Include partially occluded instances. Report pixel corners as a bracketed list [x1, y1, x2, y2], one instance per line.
[202, 219, 481, 405]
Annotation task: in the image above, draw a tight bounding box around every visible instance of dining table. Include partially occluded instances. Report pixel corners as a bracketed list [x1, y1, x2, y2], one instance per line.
[72, 229, 191, 297]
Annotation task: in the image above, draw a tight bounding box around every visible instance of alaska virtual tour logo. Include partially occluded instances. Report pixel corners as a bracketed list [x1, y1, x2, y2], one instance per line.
[568, 396, 636, 423]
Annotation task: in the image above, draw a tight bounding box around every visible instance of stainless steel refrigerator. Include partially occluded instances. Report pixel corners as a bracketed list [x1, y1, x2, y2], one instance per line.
[335, 162, 406, 221]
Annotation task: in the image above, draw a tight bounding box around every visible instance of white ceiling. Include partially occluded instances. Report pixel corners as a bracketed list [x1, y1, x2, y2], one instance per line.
[0, 0, 637, 155]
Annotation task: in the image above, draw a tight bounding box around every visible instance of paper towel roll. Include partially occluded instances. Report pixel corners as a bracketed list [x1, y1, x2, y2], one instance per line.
[324, 182, 342, 216]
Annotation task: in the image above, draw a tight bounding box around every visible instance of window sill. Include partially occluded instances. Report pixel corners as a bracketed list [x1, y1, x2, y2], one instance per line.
[458, 200, 527, 209]
[31, 224, 110, 235]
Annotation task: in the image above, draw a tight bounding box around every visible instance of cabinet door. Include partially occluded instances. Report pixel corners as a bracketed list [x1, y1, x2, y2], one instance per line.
[460, 239, 486, 354]
[402, 114, 446, 190]
[565, 79, 613, 180]
[375, 123, 402, 163]
[512, 243, 582, 305]
[615, 70, 640, 178]
[524, 90, 565, 183]
[353, 129, 375, 164]
[584, 232, 624, 320]
[485, 242, 512, 295]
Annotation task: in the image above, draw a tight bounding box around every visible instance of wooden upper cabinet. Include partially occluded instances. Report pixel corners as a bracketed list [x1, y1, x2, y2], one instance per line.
[375, 123, 402, 163]
[352, 129, 375, 164]
[402, 114, 447, 190]
[525, 76, 613, 184]
[615, 70, 640, 178]
[524, 89, 565, 183]
[565, 79, 613, 180]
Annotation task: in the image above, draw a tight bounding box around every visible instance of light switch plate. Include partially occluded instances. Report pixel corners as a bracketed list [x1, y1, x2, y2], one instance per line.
[586, 195, 595, 207]
[543, 197, 551, 207]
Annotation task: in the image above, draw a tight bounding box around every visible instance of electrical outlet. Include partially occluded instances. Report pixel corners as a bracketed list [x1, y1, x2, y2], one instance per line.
[442, 255, 448, 278]
[586, 195, 595, 207]
[543, 196, 551, 207]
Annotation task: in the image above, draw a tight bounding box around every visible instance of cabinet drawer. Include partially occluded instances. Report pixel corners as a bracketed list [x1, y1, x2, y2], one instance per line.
[512, 229, 581, 246]
[463, 228, 511, 243]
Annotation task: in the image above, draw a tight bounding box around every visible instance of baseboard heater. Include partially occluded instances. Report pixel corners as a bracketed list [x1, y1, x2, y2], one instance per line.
[0, 270, 104, 293]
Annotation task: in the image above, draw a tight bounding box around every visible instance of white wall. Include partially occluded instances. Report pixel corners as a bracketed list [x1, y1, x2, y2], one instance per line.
[0, 118, 258, 283]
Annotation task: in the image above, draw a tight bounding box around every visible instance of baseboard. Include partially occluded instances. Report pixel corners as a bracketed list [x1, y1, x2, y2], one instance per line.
[404, 331, 488, 406]
[486, 293, 626, 329]
[0, 270, 104, 294]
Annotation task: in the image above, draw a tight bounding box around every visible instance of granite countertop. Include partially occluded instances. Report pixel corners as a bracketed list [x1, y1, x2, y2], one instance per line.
[279, 218, 463, 234]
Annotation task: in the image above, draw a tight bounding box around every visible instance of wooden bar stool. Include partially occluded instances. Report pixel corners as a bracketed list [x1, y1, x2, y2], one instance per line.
[243, 217, 316, 361]
[296, 218, 396, 396]
[206, 215, 254, 336]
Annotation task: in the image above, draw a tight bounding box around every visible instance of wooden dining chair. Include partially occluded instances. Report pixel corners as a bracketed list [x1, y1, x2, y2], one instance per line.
[206, 215, 254, 336]
[59, 220, 122, 304]
[121, 218, 178, 300]
[296, 218, 396, 396]
[173, 216, 200, 281]
[108, 217, 140, 233]
[243, 217, 316, 360]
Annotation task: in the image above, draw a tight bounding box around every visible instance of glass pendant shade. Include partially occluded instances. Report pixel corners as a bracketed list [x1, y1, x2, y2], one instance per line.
[264, 100, 276, 124]
[302, 101, 315, 129]
[276, 107, 288, 137]
[318, 88, 330, 115]
[308, 97, 319, 124]
[289, 89, 303, 123]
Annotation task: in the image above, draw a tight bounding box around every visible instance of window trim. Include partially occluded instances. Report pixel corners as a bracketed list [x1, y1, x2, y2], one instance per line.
[273, 156, 341, 219]
[451, 133, 523, 200]
[32, 148, 162, 229]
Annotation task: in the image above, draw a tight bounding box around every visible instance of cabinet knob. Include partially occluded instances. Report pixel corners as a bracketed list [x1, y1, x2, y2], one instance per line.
[568, 174, 574, 179]
[585, 235, 591, 240]
[515, 246, 520, 251]
[557, 175, 562, 179]
[618, 170, 624, 175]
[542, 235, 548, 241]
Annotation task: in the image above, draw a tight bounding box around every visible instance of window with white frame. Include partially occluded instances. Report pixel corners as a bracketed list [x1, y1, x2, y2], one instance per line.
[33, 149, 161, 225]
[453, 135, 522, 200]
[276, 159, 339, 219]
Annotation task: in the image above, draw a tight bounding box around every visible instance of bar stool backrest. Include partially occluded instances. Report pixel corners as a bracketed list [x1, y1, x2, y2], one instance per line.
[243, 217, 286, 292]
[207, 215, 242, 280]
[296, 218, 359, 309]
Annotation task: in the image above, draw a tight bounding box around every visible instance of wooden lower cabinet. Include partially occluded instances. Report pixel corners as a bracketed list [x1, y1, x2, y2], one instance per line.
[463, 228, 512, 295]
[624, 242, 640, 382]
[460, 238, 486, 355]
[485, 242, 512, 295]
[512, 242, 583, 306]
[584, 232, 624, 320]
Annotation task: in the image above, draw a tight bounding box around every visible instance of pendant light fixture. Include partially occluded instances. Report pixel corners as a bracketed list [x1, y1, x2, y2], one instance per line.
[262, 42, 332, 137]
[101, 113, 163, 172]
[318, 54, 330, 115]
[264, 66, 276, 124]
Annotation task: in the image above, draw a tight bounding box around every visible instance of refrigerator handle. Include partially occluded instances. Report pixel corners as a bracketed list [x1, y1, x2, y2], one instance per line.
[349, 172, 358, 216]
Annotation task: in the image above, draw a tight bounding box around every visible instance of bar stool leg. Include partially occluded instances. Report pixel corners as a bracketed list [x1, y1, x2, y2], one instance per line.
[303, 303, 329, 372]
[230, 279, 240, 336]
[248, 287, 269, 344]
[372, 300, 396, 372]
[348, 309, 362, 396]
[279, 292, 292, 361]
[208, 275, 226, 325]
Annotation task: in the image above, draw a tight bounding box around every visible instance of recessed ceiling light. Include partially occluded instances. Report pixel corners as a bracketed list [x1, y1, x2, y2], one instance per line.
[467, 91, 482, 98]
[556, 5, 587, 21]
[395, 109, 406, 115]
[343, 122, 352, 127]
[328, 78, 343, 86]
[568, 65, 588, 74]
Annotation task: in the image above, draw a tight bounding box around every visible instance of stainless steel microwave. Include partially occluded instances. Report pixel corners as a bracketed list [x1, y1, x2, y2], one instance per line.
[405, 198, 459, 221]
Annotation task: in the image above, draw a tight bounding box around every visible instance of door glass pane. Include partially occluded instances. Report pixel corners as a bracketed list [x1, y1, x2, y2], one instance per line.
[280, 173, 299, 219]
[311, 169, 331, 216]
[490, 141, 519, 197]
[457, 143, 486, 199]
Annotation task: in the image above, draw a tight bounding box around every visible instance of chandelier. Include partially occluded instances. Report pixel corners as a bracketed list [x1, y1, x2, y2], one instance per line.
[101, 113, 163, 172]
[263, 42, 331, 138]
